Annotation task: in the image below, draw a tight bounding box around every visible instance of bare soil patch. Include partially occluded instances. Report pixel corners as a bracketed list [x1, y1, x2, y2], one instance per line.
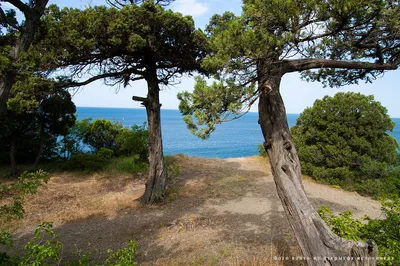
[6, 155, 382, 265]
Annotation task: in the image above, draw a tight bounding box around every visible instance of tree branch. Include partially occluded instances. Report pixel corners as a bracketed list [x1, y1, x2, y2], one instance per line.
[284, 58, 398, 73]
[58, 69, 144, 88]
[0, 7, 20, 29]
[132, 95, 148, 107]
[4, 0, 33, 16]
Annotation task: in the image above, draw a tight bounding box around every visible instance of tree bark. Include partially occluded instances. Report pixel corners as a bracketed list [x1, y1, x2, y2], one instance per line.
[138, 69, 167, 204]
[32, 137, 44, 170]
[257, 67, 378, 265]
[9, 134, 17, 176]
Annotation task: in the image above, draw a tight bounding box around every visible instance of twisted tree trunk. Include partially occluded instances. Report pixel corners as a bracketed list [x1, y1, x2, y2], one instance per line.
[138, 68, 167, 204]
[9, 134, 17, 176]
[257, 67, 378, 265]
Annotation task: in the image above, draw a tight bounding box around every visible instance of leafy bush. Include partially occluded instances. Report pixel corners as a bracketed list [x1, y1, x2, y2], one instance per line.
[104, 240, 138, 266]
[0, 171, 139, 266]
[1, 222, 138, 266]
[84, 119, 123, 153]
[0, 171, 49, 264]
[66, 148, 114, 171]
[19, 222, 63, 265]
[258, 143, 267, 157]
[291, 92, 399, 196]
[106, 155, 149, 174]
[60, 118, 148, 163]
[0, 171, 49, 223]
[319, 199, 400, 265]
[115, 124, 149, 160]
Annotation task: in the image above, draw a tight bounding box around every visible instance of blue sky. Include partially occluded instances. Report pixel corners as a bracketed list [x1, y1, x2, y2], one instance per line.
[4, 0, 400, 117]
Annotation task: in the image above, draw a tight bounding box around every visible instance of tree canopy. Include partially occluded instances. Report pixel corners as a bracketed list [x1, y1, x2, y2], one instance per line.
[0, 0, 50, 113]
[291, 92, 399, 184]
[179, 0, 399, 137]
[38, 2, 207, 88]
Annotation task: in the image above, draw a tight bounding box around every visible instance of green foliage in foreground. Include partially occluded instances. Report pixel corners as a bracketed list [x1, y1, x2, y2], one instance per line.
[0, 222, 138, 265]
[0, 171, 50, 263]
[0, 171, 49, 224]
[319, 199, 400, 265]
[0, 171, 138, 265]
[291, 92, 399, 197]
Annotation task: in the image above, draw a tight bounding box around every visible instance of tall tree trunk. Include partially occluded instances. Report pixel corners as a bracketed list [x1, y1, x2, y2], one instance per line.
[32, 139, 44, 170]
[139, 69, 167, 204]
[257, 70, 377, 266]
[9, 134, 17, 176]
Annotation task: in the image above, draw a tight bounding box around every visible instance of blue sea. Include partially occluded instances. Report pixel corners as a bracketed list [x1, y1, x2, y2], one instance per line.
[76, 107, 400, 159]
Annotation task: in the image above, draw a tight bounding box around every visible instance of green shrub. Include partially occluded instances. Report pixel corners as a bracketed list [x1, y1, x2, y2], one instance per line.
[319, 199, 400, 265]
[104, 240, 138, 266]
[62, 119, 149, 165]
[97, 147, 114, 160]
[318, 206, 363, 241]
[291, 92, 399, 197]
[19, 222, 63, 266]
[258, 143, 267, 157]
[115, 124, 149, 161]
[108, 155, 149, 174]
[66, 148, 114, 171]
[84, 119, 123, 153]
[0, 171, 49, 222]
[1, 222, 138, 266]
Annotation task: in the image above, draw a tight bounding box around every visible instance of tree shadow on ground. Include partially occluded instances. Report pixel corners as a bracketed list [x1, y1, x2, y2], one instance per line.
[6, 156, 365, 265]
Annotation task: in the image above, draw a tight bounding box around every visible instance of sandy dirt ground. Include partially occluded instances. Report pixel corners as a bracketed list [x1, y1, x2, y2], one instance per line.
[5, 156, 382, 265]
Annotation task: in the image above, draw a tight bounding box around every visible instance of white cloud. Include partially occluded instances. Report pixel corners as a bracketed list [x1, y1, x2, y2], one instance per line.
[173, 0, 209, 18]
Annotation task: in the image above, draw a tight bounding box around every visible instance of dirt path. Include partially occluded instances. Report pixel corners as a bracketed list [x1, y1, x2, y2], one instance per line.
[7, 156, 382, 265]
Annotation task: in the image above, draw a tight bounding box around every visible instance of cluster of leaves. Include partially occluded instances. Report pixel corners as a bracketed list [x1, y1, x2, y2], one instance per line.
[59, 118, 149, 172]
[1, 222, 138, 265]
[0, 170, 49, 260]
[319, 199, 400, 265]
[291, 92, 399, 197]
[0, 171, 49, 224]
[178, 76, 256, 139]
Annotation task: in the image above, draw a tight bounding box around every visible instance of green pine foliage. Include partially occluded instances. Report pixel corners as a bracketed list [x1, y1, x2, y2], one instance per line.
[178, 0, 400, 138]
[38, 2, 208, 87]
[291, 92, 399, 197]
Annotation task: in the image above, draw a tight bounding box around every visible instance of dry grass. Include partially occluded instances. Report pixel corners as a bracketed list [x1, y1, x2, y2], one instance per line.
[3, 155, 379, 265]
[10, 172, 145, 233]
